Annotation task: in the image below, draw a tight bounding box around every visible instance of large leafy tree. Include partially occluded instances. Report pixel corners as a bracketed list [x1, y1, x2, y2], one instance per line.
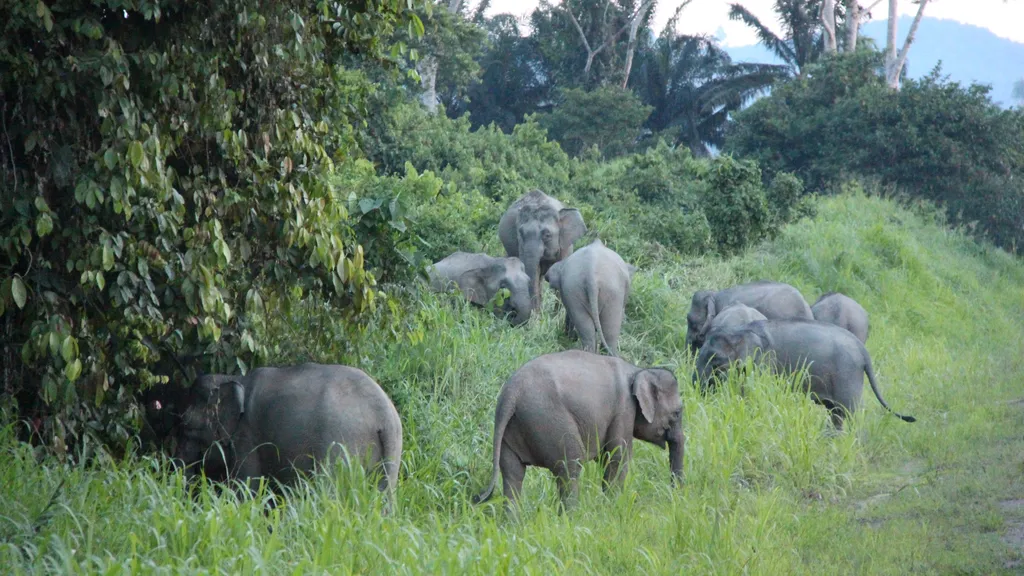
[728, 0, 846, 76]
[631, 32, 788, 155]
[0, 0, 427, 454]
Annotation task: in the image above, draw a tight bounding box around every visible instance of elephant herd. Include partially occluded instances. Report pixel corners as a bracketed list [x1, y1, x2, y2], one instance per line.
[170, 189, 915, 513]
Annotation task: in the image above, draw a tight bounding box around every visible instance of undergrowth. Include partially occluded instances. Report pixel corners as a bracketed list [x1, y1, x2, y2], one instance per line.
[3, 191, 1024, 574]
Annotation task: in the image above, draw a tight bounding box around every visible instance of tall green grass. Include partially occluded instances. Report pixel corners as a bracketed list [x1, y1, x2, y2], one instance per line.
[3, 191, 1024, 574]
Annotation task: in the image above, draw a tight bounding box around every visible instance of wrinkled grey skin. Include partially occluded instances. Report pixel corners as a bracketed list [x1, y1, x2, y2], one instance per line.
[695, 320, 916, 429]
[428, 252, 532, 326]
[474, 350, 684, 511]
[811, 292, 870, 343]
[544, 240, 637, 357]
[498, 190, 587, 312]
[174, 363, 403, 501]
[686, 281, 813, 353]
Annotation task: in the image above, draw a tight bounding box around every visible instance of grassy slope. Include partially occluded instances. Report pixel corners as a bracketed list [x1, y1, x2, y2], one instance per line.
[3, 192, 1024, 574]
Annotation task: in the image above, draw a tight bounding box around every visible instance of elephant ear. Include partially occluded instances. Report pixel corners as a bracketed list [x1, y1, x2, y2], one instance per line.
[455, 266, 493, 306]
[558, 208, 587, 255]
[632, 370, 658, 424]
[698, 296, 718, 336]
[215, 380, 246, 431]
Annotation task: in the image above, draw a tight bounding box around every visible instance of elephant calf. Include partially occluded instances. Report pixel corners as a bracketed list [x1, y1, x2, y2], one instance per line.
[474, 350, 684, 511]
[696, 320, 915, 429]
[428, 252, 533, 326]
[686, 280, 812, 353]
[174, 363, 403, 499]
[545, 239, 636, 357]
[811, 292, 869, 343]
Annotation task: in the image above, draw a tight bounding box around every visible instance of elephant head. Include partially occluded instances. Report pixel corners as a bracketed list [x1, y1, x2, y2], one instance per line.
[685, 290, 717, 352]
[173, 374, 246, 480]
[456, 257, 533, 326]
[631, 368, 685, 481]
[513, 193, 587, 310]
[694, 327, 764, 393]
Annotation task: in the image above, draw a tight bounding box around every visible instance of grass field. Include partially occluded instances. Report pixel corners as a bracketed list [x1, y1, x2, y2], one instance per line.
[3, 192, 1024, 574]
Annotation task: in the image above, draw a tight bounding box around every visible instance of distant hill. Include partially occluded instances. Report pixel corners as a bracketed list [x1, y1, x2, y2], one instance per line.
[724, 16, 1024, 107]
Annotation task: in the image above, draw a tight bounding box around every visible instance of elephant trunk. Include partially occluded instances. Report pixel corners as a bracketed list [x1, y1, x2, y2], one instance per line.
[509, 292, 532, 326]
[519, 241, 543, 311]
[667, 423, 685, 484]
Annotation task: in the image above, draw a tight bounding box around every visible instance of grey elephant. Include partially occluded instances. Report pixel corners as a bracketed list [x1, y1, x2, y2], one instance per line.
[706, 303, 767, 334]
[174, 363, 403, 500]
[695, 320, 916, 429]
[811, 292, 869, 343]
[544, 239, 636, 357]
[427, 252, 532, 326]
[474, 350, 684, 511]
[686, 280, 812, 353]
[498, 189, 587, 312]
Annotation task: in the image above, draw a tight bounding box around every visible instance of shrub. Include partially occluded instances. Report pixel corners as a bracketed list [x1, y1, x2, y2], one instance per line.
[767, 172, 805, 228]
[534, 86, 653, 159]
[701, 156, 772, 254]
[0, 0, 428, 455]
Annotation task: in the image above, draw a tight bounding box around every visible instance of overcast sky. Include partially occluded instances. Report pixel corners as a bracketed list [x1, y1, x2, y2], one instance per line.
[474, 0, 1024, 47]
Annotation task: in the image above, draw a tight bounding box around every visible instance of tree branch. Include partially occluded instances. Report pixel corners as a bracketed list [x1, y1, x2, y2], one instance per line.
[886, 0, 929, 89]
[820, 0, 837, 54]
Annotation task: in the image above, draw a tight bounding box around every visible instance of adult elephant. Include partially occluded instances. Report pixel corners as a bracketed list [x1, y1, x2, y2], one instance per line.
[695, 320, 916, 429]
[811, 292, 870, 343]
[498, 189, 587, 312]
[685, 281, 812, 353]
[474, 350, 684, 511]
[428, 252, 532, 326]
[173, 363, 403, 503]
[544, 239, 636, 356]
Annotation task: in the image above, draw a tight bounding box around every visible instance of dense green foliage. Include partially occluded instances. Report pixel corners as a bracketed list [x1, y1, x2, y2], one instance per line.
[0, 0, 431, 453]
[727, 50, 1024, 251]
[4, 193, 1024, 572]
[534, 86, 653, 158]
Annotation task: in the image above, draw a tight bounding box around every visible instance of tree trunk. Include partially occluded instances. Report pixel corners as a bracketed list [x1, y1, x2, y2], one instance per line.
[885, 0, 929, 89]
[845, 0, 860, 52]
[620, 0, 656, 89]
[418, 56, 440, 113]
[821, 0, 837, 54]
[418, 0, 464, 114]
[564, 0, 637, 81]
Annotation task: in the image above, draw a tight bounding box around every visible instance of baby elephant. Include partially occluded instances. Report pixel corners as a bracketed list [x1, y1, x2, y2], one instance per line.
[474, 350, 684, 511]
[174, 363, 403, 500]
[544, 239, 637, 357]
[811, 292, 869, 343]
[696, 320, 915, 429]
[428, 252, 533, 326]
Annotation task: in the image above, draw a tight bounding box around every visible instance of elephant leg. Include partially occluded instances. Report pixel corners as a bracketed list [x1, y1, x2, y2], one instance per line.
[500, 442, 526, 507]
[599, 299, 625, 357]
[565, 297, 596, 353]
[553, 458, 583, 513]
[601, 441, 631, 493]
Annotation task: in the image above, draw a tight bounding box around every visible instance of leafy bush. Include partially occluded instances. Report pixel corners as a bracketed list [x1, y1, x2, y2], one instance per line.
[701, 156, 772, 254]
[0, 0, 428, 454]
[534, 86, 653, 159]
[767, 172, 804, 226]
[616, 140, 707, 205]
[726, 49, 1024, 251]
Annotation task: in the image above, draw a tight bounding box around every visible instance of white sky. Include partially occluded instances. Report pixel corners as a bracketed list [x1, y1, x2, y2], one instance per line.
[475, 0, 1024, 47]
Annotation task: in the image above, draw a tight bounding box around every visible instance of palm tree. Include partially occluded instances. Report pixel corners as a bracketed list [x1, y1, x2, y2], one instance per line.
[728, 0, 844, 76]
[630, 32, 789, 156]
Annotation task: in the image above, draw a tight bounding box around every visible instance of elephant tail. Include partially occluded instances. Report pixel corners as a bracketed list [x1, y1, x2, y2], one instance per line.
[586, 272, 614, 356]
[473, 383, 519, 504]
[864, 356, 916, 423]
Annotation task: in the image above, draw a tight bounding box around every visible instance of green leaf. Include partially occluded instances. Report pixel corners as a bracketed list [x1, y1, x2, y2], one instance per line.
[103, 148, 117, 170]
[11, 277, 27, 309]
[61, 336, 77, 363]
[64, 358, 83, 382]
[48, 332, 60, 355]
[36, 213, 53, 237]
[102, 245, 114, 271]
[128, 141, 144, 168]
